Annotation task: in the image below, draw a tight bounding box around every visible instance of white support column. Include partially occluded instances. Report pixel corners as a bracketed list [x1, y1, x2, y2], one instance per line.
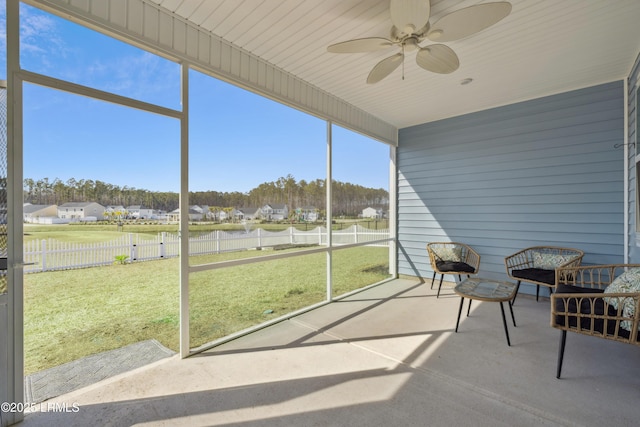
[389, 144, 398, 277]
[326, 121, 333, 300]
[5, 0, 25, 424]
[179, 63, 190, 358]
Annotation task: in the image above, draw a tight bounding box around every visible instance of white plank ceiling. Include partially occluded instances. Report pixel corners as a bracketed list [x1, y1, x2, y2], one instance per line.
[147, 0, 640, 129]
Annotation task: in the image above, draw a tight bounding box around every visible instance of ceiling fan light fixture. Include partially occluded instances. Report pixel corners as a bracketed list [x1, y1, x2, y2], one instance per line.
[428, 29, 443, 40]
[402, 24, 416, 37]
[403, 37, 419, 52]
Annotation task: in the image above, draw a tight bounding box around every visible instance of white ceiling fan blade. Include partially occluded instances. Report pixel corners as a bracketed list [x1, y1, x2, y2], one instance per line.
[427, 2, 512, 42]
[416, 44, 459, 74]
[367, 53, 403, 84]
[390, 0, 430, 34]
[327, 37, 394, 53]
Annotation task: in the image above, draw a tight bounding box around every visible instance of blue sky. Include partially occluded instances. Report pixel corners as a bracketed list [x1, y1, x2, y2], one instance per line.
[1, 3, 390, 194]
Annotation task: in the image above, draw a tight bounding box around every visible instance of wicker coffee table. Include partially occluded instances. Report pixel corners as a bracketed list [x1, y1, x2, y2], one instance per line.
[454, 277, 517, 346]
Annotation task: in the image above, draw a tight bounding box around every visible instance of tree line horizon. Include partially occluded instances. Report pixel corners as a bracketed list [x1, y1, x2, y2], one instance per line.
[23, 174, 389, 217]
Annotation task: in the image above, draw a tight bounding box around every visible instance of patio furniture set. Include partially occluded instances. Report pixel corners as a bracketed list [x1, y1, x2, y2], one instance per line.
[427, 242, 640, 378]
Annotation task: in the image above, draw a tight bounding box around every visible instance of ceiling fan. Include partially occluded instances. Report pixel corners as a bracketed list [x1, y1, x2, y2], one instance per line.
[327, 0, 512, 84]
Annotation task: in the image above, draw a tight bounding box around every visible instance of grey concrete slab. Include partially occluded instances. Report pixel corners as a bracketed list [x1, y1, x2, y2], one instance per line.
[17, 278, 640, 427]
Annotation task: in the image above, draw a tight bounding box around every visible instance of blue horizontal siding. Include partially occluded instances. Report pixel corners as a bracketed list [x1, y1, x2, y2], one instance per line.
[397, 81, 625, 294]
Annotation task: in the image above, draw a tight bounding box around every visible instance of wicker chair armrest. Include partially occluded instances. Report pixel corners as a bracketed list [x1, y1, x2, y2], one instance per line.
[463, 246, 481, 270]
[505, 248, 534, 273]
[551, 291, 640, 344]
[556, 264, 640, 289]
[426, 245, 438, 270]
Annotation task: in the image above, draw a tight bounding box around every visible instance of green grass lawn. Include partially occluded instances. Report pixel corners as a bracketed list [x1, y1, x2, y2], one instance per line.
[23, 223, 179, 242]
[23, 219, 389, 242]
[24, 245, 390, 374]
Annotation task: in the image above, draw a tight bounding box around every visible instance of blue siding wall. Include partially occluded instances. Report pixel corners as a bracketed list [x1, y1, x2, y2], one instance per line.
[397, 81, 625, 295]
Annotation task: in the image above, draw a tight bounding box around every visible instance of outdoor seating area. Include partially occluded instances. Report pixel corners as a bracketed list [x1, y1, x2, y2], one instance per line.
[19, 278, 640, 426]
[427, 241, 640, 383]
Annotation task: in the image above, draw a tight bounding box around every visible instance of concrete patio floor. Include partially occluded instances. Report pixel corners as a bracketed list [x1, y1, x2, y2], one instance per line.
[18, 278, 640, 426]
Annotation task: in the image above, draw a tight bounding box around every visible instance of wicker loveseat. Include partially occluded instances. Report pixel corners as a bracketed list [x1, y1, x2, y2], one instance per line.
[505, 246, 584, 302]
[427, 242, 480, 298]
[551, 264, 640, 378]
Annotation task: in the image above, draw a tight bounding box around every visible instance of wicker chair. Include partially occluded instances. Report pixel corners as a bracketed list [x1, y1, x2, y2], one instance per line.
[505, 246, 584, 303]
[427, 242, 480, 298]
[551, 264, 640, 378]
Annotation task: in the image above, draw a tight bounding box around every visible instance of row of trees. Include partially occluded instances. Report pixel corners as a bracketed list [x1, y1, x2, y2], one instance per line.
[23, 175, 389, 217]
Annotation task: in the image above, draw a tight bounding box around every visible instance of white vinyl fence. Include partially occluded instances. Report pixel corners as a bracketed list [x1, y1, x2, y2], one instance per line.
[23, 225, 389, 273]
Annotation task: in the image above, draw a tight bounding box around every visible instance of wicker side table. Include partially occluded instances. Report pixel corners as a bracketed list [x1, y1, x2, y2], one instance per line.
[454, 277, 517, 346]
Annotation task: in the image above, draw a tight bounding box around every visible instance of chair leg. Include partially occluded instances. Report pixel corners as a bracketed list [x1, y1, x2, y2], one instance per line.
[431, 271, 436, 289]
[508, 301, 516, 327]
[499, 302, 511, 346]
[467, 299, 472, 316]
[536, 285, 540, 302]
[455, 297, 464, 332]
[512, 281, 521, 305]
[557, 330, 567, 379]
[437, 275, 445, 298]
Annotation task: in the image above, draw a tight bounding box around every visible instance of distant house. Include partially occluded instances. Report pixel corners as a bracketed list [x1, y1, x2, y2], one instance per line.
[23, 203, 58, 223]
[194, 205, 209, 216]
[362, 207, 382, 219]
[234, 207, 261, 221]
[209, 208, 229, 221]
[296, 206, 319, 222]
[218, 210, 228, 221]
[194, 205, 213, 221]
[154, 210, 168, 221]
[261, 204, 289, 221]
[58, 202, 105, 221]
[104, 205, 126, 220]
[126, 205, 155, 219]
[167, 205, 209, 222]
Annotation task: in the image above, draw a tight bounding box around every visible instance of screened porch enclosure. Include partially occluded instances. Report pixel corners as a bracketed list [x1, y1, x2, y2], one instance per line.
[3, 2, 395, 418]
[3, 0, 640, 425]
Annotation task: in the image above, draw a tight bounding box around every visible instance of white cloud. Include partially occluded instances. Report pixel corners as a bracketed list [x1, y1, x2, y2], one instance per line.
[19, 4, 68, 60]
[12, 4, 180, 106]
